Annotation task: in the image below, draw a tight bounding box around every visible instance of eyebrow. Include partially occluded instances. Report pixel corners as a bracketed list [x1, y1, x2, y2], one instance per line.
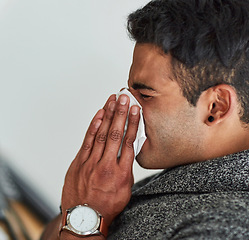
[132, 83, 156, 91]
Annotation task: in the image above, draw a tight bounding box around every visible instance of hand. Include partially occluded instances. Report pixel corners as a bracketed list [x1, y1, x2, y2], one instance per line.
[61, 93, 140, 227]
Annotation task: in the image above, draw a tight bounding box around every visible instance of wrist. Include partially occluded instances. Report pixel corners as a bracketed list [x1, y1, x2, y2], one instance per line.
[59, 204, 108, 239]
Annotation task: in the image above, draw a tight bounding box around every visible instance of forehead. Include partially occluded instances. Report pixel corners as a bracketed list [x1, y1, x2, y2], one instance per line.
[128, 43, 174, 89]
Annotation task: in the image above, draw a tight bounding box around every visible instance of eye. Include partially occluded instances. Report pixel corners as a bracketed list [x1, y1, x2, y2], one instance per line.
[140, 93, 152, 100]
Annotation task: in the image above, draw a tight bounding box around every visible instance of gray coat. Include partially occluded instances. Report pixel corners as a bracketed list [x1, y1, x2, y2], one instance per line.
[108, 150, 249, 239]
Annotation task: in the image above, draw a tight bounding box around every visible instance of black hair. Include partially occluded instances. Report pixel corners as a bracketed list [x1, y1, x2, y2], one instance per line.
[127, 0, 249, 124]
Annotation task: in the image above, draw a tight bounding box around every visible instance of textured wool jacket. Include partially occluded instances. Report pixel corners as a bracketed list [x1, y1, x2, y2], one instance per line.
[108, 150, 249, 239]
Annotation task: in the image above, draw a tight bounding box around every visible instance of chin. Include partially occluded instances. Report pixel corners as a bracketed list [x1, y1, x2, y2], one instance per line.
[135, 149, 175, 170]
[135, 152, 147, 168]
[135, 152, 156, 169]
[135, 142, 152, 168]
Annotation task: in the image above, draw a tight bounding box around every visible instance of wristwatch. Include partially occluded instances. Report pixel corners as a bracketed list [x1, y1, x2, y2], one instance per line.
[59, 204, 108, 238]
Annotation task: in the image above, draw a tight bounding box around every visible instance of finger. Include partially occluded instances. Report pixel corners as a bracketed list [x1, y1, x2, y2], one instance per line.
[90, 100, 116, 162]
[78, 94, 115, 162]
[103, 94, 116, 110]
[119, 105, 140, 170]
[78, 109, 105, 162]
[102, 94, 130, 160]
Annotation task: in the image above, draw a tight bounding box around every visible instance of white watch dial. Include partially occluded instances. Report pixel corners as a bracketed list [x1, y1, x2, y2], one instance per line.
[69, 206, 98, 233]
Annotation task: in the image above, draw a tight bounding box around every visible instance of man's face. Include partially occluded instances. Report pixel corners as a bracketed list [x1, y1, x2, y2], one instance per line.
[128, 43, 205, 169]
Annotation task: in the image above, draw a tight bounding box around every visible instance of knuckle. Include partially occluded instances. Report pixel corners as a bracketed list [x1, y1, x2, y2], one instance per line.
[96, 164, 115, 179]
[101, 167, 114, 177]
[129, 117, 139, 126]
[117, 109, 126, 116]
[124, 137, 135, 149]
[89, 130, 96, 136]
[82, 143, 92, 151]
[96, 132, 107, 144]
[109, 129, 123, 142]
[106, 112, 114, 121]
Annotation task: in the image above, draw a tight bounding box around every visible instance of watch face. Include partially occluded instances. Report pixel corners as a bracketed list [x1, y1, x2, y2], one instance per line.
[67, 205, 100, 235]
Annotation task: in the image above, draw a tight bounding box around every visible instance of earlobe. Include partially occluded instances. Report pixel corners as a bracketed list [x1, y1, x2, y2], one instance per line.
[208, 116, 215, 123]
[203, 84, 236, 126]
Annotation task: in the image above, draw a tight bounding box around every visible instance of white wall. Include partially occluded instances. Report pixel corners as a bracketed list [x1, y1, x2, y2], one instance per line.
[0, 0, 161, 210]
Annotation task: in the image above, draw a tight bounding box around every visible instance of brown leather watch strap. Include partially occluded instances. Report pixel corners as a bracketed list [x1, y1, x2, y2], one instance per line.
[58, 211, 67, 237]
[99, 217, 108, 238]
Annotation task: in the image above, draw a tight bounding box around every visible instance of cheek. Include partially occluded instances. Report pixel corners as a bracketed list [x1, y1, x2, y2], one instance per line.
[143, 105, 187, 146]
[142, 107, 153, 130]
[142, 108, 164, 140]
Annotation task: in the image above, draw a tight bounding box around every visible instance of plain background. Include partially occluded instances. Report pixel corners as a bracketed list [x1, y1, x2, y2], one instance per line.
[0, 0, 161, 211]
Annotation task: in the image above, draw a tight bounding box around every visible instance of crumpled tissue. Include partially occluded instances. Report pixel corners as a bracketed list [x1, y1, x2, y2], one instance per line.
[116, 88, 147, 157]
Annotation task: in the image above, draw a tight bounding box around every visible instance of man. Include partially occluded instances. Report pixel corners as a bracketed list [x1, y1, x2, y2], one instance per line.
[42, 0, 249, 239]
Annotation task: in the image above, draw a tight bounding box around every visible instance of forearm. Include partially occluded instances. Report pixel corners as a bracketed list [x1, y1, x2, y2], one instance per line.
[41, 215, 105, 240]
[40, 215, 61, 240]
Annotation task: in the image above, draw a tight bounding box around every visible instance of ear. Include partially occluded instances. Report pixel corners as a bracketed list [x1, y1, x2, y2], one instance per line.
[199, 84, 237, 126]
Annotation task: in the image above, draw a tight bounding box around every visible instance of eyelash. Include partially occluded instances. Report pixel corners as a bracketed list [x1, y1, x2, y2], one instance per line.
[140, 93, 152, 99]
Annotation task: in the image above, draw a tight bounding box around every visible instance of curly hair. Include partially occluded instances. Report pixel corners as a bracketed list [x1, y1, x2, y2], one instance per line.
[127, 0, 249, 124]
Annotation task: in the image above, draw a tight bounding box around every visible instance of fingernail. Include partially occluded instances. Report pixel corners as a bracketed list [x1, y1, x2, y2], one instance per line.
[94, 119, 102, 128]
[109, 102, 116, 112]
[119, 95, 128, 105]
[131, 106, 139, 115]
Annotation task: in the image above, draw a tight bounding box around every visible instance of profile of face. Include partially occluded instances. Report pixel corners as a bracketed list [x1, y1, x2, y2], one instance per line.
[128, 43, 206, 169]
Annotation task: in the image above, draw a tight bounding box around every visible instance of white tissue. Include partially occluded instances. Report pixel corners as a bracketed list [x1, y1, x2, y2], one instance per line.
[116, 88, 147, 157]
